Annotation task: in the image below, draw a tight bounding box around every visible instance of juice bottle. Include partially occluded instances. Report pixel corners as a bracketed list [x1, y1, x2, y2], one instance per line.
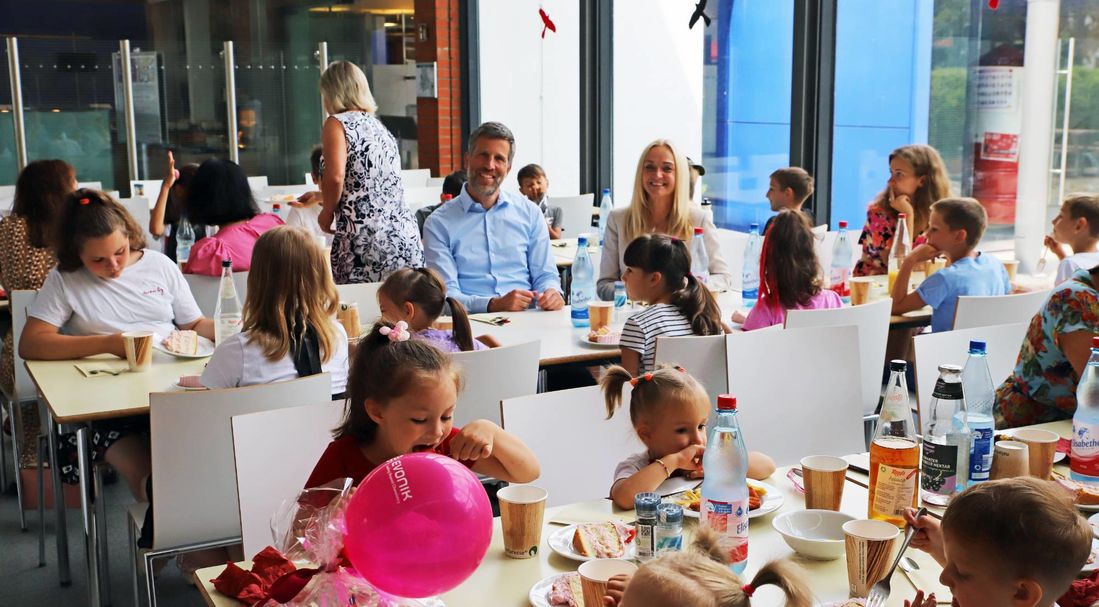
[868, 360, 920, 526]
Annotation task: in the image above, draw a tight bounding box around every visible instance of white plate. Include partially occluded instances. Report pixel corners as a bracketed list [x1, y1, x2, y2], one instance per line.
[153, 334, 215, 358]
[1055, 451, 1067, 464]
[548, 523, 636, 562]
[1090, 512, 1099, 539]
[1085, 537, 1099, 573]
[666, 480, 784, 520]
[528, 573, 570, 607]
[170, 381, 207, 391]
[1079, 502, 1099, 513]
[577, 333, 620, 348]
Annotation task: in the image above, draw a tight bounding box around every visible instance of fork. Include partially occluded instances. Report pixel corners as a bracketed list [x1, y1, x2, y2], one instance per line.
[1036, 244, 1050, 274]
[865, 507, 927, 607]
[88, 368, 123, 376]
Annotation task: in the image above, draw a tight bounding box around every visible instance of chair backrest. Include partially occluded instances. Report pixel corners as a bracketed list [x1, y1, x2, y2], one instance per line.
[401, 169, 431, 189]
[426, 176, 445, 188]
[334, 282, 383, 329]
[549, 194, 596, 239]
[713, 229, 749, 291]
[304, 172, 314, 185]
[912, 321, 1028, 435]
[10, 290, 38, 402]
[785, 299, 892, 415]
[654, 334, 728, 406]
[129, 179, 163, 201]
[184, 272, 250, 317]
[247, 176, 269, 191]
[501, 386, 643, 507]
[77, 181, 103, 190]
[231, 400, 345, 558]
[725, 326, 864, 466]
[451, 341, 541, 427]
[953, 290, 1050, 330]
[149, 373, 332, 548]
[403, 186, 442, 211]
[118, 197, 156, 246]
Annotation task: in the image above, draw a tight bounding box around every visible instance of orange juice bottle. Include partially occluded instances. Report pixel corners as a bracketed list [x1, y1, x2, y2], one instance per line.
[868, 360, 920, 526]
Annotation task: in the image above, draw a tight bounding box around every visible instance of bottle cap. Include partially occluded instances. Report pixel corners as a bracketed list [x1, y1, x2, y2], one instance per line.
[749, 222, 759, 230]
[838, 220, 848, 228]
[898, 213, 907, 219]
[635, 492, 660, 516]
[602, 187, 611, 195]
[577, 233, 590, 246]
[1093, 336, 1099, 349]
[889, 359, 907, 372]
[221, 258, 232, 268]
[614, 280, 625, 288]
[937, 363, 963, 374]
[657, 502, 684, 524]
[701, 197, 712, 206]
[968, 340, 986, 354]
[693, 227, 704, 235]
[717, 394, 737, 411]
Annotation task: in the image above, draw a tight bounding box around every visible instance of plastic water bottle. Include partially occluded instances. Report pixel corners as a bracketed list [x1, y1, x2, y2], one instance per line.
[272, 201, 283, 221]
[690, 227, 710, 284]
[958, 340, 994, 484]
[1071, 337, 1099, 482]
[613, 280, 627, 323]
[742, 223, 761, 308]
[570, 234, 595, 327]
[829, 220, 852, 303]
[213, 258, 243, 344]
[888, 213, 912, 293]
[922, 364, 969, 505]
[175, 217, 196, 263]
[598, 188, 613, 245]
[701, 394, 749, 574]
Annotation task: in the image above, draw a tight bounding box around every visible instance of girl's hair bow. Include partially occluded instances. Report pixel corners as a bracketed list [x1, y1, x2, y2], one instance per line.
[379, 320, 411, 342]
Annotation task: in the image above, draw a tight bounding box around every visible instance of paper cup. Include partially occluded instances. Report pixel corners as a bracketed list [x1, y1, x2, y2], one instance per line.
[926, 258, 946, 276]
[801, 455, 849, 511]
[850, 277, 875, 306]
[337, 302, 361, 339]
[843, 519, 900, 598]
[990, 440, 1031, 480]
[589, 301, 614, 331]
[122, 331, 153, 372]
[1003, 259, 1019, 281]
[578, 559, 638, 606]
[497, 485, 548, 559]
[1013, 428, 1059, 479]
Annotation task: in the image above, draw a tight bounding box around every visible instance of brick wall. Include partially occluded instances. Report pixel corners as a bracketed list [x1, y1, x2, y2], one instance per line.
[415, 0, 464, 177]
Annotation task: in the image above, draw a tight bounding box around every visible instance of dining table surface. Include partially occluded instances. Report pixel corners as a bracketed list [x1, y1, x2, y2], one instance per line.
[193, 420, 1074, 607]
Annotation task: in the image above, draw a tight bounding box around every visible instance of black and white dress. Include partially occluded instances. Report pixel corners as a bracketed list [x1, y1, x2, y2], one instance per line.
[326, 111, 423, 284]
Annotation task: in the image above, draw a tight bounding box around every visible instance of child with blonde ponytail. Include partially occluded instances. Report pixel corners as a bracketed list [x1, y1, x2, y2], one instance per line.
[615, 527, 812, 607]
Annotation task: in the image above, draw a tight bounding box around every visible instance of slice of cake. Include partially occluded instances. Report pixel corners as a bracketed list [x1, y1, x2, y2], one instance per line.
[571, 521, 632, 558]
[163, 330, 199, 355]
[586, 326, 620, 344]
[547, 572, 584, 607]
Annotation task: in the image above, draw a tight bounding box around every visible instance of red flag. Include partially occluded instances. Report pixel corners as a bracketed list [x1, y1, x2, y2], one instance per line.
[989, 0, 1000, 8]
[539, 8, 557, 39]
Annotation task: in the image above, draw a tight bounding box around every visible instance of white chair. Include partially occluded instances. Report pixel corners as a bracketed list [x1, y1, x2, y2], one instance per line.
[304, 172, 314, 185]
[77, 181, 103, 190]
[2, 290, 40, 539]
[404, 186, 442, 212]
[953, 290, 1051, 330]
[334, 282, 383, 329]
[501, 386, 642, 507]
[401, 168, 431, 189]
[550, 194, 596, 239]
[129, 374, 333, 607]
[247, 176, 269, 192]
[451, 341, 541, 427]
[654, 334, 728, 405]
[912, 322, 1028, 434]
[232, 401, 345, 558]
[725, 326, 864, 465]
[426, 176, 445, 188]
[713, 229, 749, 291]
[119, 197, 156, 246]
[184, 272, 249, 317]
[786, 299, 892, 416]
[129, 179, 163, 202]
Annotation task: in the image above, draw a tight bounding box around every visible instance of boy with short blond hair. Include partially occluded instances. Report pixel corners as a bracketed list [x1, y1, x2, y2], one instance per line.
[891, 197, 1010, 332]
[764, 167, 815, 234]
[903, 477, 1092, 607]
[1046, 193, 1099, 284]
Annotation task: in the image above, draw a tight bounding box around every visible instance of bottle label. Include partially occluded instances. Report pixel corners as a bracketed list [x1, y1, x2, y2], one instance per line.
[654, 528, 682, 552]
[701, 497, 748, 565]
[932, 380, 963, 400]
[829, 268, 849, 297]
[872, 464, 918, 516]
[1073, 420, 1099, 477]
[921, 442, 959, 495]
[635, 522, 654, 560]
[969, 426, 993, 481]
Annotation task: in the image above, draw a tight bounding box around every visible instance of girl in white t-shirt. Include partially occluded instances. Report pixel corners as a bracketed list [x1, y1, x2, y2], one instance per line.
[201, 226, 349, 397]
[601, 364, 774, 510]
[22, 189, 214, 502]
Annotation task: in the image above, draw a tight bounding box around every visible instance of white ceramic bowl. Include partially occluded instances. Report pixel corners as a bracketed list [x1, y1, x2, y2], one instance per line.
[772, 509, 855, 560]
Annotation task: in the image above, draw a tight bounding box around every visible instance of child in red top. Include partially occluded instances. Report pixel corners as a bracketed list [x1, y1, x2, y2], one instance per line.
[305, 321, 540, 488]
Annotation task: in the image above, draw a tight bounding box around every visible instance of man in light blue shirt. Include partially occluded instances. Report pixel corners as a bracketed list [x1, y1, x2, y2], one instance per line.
[423, 122, 564, 313]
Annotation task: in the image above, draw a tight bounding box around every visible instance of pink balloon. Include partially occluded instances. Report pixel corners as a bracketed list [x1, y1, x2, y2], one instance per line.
[343, 453, 493, 598]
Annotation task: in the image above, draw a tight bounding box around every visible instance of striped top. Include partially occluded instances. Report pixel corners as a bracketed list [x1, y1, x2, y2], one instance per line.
[619, 303, 695, 374]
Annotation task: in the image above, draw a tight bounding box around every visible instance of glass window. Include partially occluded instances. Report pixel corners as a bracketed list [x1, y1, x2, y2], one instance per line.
[0, 42, 17, 186]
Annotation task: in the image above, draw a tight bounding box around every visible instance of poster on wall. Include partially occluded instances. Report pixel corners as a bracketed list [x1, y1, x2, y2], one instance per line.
[970, 65, 1024, 225]
[112, 51, 163, 145]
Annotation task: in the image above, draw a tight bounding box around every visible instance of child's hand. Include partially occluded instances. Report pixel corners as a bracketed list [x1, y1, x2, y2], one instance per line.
[450, 420, 496, 461]
[671, 444, 705, 473]
[164, 150, 177, 187]
[730, 309, 747, 324]
[903, 507, 944, 563]
[602, 572, 632, 606]
[291, 191, 321, 208]
[908, 243, 940, 265]
[1044, 234, 1067, 260]
[904, 590, 936, 607]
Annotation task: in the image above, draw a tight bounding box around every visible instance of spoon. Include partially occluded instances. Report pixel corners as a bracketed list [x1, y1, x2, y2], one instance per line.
[1037, 243, 1050, 274]
[899, 555, 920, 573]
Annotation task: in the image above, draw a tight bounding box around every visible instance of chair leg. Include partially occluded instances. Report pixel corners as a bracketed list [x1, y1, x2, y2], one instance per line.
[9, 399, 27, 531]
[37, 435, 46, 567]
[93, 464, 112, 606]
[128, 513, 140, 607]
[1, 398, 9, 492]
[144, 551, 158, 607]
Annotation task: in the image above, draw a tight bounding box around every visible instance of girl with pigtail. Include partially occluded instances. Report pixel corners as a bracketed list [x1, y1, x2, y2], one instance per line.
[377, 266, 500, 352]
[600, 364, 775, 510]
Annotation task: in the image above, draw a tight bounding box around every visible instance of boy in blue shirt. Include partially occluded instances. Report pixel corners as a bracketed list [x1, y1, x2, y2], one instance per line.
[891, 197, 1010, 332]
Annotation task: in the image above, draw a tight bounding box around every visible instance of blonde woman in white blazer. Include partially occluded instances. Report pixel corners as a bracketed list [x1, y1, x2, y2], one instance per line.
[597, 140, 732, 300]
